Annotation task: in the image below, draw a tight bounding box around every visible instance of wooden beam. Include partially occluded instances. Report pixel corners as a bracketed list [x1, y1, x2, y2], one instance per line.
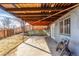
[12, 12, 67, 15]
[12, 4, 18, 8]
[21, 17, 58, 19]
[22, 18, 57, 22]
[15, 14, 63, 17]
[16, 15, 48, 16]
[15, 15, 48, 18]
[19, 17, 59, 21]
[5, 7, 64, 11]
[18, 16, 46, 19]
[22, 18, 43, 19]
[28, 21, 52, 25]
[32, 4, 79, 24]
[16, 15, 47, 18]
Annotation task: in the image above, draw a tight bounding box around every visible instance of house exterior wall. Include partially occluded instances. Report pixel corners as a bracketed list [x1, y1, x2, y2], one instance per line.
[50, 6, 79, 55]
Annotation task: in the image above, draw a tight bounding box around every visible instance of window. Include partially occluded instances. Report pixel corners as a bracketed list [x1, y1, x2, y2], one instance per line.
[59, 21, 63, 34]
[59, 18, 71, 36]
[64, 18, 71, 35]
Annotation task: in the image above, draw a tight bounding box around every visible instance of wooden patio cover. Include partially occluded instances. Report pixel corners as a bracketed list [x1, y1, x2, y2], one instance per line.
[0, 3, 78, 26]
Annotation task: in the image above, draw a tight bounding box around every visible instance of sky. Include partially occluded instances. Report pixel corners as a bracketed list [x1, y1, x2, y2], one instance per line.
[0, 8, 17, 18]
[0, 8, 22, 29]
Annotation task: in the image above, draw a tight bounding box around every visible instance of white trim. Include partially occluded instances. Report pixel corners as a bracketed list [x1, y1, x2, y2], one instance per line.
[43, 30, 50, 36]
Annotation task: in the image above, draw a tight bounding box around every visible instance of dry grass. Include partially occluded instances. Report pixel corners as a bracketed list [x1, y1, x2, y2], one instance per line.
[0, 34, 25, 56]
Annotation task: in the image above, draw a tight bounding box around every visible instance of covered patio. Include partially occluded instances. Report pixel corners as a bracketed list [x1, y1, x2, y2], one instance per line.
[0, 3, 78, 56]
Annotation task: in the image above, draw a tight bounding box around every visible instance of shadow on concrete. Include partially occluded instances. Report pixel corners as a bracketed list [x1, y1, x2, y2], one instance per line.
[44, 36, 57, 56]
[24, 42, 51, 55]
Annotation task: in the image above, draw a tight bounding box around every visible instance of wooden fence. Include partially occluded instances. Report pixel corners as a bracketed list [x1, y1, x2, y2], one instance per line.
[0, 27, 26, 39]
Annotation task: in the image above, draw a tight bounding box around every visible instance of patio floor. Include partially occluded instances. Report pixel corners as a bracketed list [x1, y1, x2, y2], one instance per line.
[6, 36, 60, 56]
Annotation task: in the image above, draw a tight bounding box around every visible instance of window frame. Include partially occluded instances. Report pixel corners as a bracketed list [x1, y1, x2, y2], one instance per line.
[59, 18, 71, 36]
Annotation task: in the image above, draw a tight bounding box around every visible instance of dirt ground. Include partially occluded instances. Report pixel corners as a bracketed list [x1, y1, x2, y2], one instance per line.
[0, 34, 27, 56]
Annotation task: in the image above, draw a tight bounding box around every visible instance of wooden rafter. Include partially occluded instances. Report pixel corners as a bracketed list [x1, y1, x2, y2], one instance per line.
[32, 4, 79, 24]
[6, 8, 64, 11]
[0, 3, 77, 26]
